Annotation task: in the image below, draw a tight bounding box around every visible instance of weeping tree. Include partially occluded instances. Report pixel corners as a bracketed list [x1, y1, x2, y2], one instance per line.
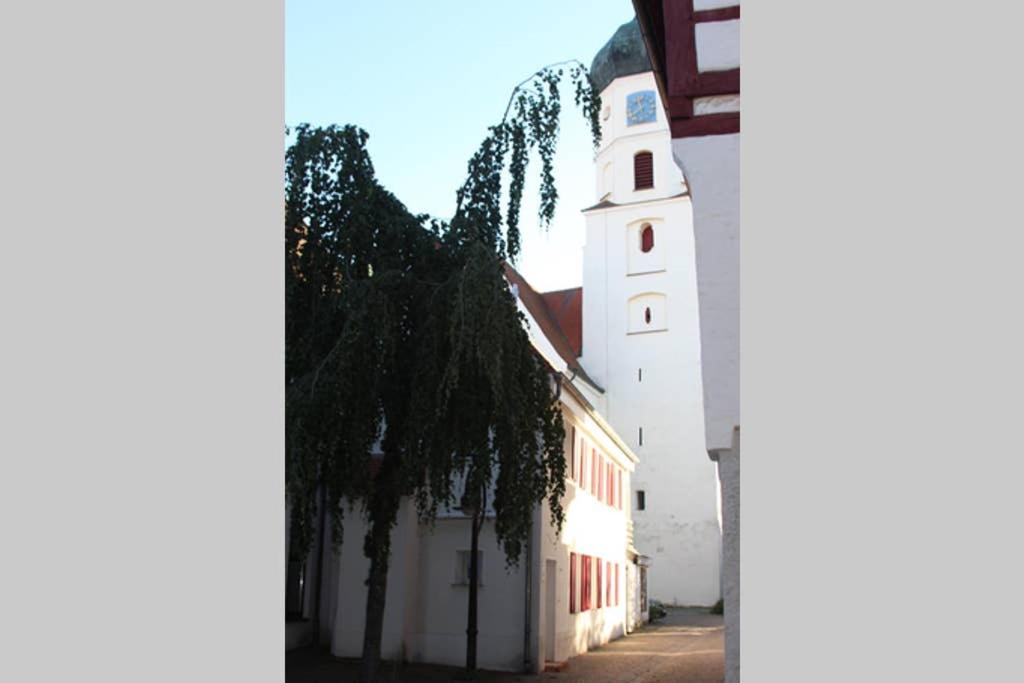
[286, 61, 600, 682]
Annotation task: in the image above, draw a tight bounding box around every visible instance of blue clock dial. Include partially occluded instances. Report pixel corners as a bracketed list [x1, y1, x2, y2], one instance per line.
[626, 91, 656, 126]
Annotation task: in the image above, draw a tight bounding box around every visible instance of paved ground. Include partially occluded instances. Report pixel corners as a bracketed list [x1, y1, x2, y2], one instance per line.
[287, 608, 723, 683]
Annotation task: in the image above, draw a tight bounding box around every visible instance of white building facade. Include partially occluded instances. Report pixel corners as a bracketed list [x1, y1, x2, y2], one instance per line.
[579, 22, 721, 607]
[286, 266, 648, 673]
[632, 3, 741, 680]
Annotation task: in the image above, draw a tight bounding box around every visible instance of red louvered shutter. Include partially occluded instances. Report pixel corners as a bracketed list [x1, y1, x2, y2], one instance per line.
[634, 151, 653, 190]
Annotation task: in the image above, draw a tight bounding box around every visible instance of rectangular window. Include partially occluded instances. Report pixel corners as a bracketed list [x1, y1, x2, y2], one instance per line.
[637, 490, 646, 511]
[569, 552, 577, 614]
[455, 550, 483, 586]
[639, 426, 643, 446]
[596, 558, 603, 609]
[634, 151, 654, 190]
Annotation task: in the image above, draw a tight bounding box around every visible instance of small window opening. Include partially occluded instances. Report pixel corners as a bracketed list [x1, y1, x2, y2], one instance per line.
[644, 307, 652, 324]
[456, 550, 483, 586]
[639, 426, 643, 445]
[638, 368, 642, 382]
[637, 490, 646, 510]
[640, 225, 654, 253]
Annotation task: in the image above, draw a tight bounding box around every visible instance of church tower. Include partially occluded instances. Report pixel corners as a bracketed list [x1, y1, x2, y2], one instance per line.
[581, 19, 721, 606]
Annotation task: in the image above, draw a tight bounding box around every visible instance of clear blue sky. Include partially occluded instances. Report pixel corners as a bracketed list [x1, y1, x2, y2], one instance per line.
[286, 0, 636, 291]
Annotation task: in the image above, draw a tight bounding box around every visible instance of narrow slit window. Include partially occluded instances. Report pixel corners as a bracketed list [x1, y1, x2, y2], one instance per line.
[637, 490, 646, 510]
[644, 307, 652, 324]
[639, 426, 643, 446]
[638, 368, 642, 382]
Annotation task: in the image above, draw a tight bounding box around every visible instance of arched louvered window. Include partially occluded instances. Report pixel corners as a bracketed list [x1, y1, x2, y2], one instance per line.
[633, 151, 653, 190]
[640, 224, 654, 253]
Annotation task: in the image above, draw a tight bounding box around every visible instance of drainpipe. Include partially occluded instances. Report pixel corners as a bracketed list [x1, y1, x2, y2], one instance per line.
[522, 516, 533, 672]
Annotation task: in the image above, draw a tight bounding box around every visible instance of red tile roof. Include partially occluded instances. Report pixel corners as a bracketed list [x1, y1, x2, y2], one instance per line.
[540, 288, 583, 357]
[502, 263, 601, 392]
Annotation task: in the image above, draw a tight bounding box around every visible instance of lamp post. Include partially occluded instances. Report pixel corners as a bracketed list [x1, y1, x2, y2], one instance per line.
[460, 484, 486, 678]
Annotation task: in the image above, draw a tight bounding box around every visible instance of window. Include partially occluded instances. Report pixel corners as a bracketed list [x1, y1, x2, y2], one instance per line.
[598, 455, 604, 501]
[570, 552, 577, 613]
[605, 463, 611, 507]
[455, 550, 483, 586]
[570, 427, 576, 480]
[606, 561, 612, 606]
[640, 224, 654, 252]
[596, 559, 603, 609]
[617, 470, 623, 510]
[580, 443, 587, 490]
[581, 555, 592, 611]
[638, 368, 642, 382]
[628, 293, 668, 334]
[634, 151, 653, 190]
[639, 426, 644, 446]
[637, 490, 646, 510]
[615, 564, 620, 605]
[591, 449, 598, 496]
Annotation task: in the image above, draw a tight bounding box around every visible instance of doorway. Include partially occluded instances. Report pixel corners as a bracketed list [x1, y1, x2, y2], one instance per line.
[544, 559, 557, 662]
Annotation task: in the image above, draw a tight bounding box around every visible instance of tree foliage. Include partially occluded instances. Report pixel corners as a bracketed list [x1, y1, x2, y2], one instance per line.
[286, 61, 599, 564]
[285, 61, 600, 679]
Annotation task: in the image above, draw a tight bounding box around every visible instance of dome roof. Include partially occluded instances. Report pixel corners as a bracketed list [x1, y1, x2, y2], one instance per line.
[589, 19, 653, 95]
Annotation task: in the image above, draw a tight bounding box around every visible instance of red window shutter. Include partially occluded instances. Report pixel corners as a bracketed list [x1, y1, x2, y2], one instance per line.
[569, 552, 577, 613]
[596, 559, 603, 609]
[570, 427, 575, 480]
[605, 463, 610, 506]
[606, 561, 612, 605]
[583, 555, 591, 611]
[615, 564, 620, 605]
[578, 437, 584, 484]
[583, 440, 588, 487]
[634, 151, 653, 190]
[598, 455, 604, 501]
[641, 225, 654, 252]
[618, 470, 623, 510]
[591, 449, 597, 495]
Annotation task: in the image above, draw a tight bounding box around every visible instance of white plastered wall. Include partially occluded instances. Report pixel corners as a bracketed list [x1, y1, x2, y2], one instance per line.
[581, 72, 721, 606]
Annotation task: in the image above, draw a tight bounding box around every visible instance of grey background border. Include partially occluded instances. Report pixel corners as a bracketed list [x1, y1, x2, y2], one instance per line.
[2, 1, 1022, 681]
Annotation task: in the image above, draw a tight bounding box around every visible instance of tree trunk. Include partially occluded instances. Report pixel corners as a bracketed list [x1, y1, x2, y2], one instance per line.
[358, 485, 399, 683]
[464, 485, 486, 677]
[465, 508, 481, 674]
[311, 482, 327, 645]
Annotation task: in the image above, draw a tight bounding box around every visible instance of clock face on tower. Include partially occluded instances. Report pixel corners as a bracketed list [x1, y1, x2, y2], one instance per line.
[626, 90, 656, 126]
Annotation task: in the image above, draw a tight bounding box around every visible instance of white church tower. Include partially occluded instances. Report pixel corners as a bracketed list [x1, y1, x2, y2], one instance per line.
[580, 20, 721, 606]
